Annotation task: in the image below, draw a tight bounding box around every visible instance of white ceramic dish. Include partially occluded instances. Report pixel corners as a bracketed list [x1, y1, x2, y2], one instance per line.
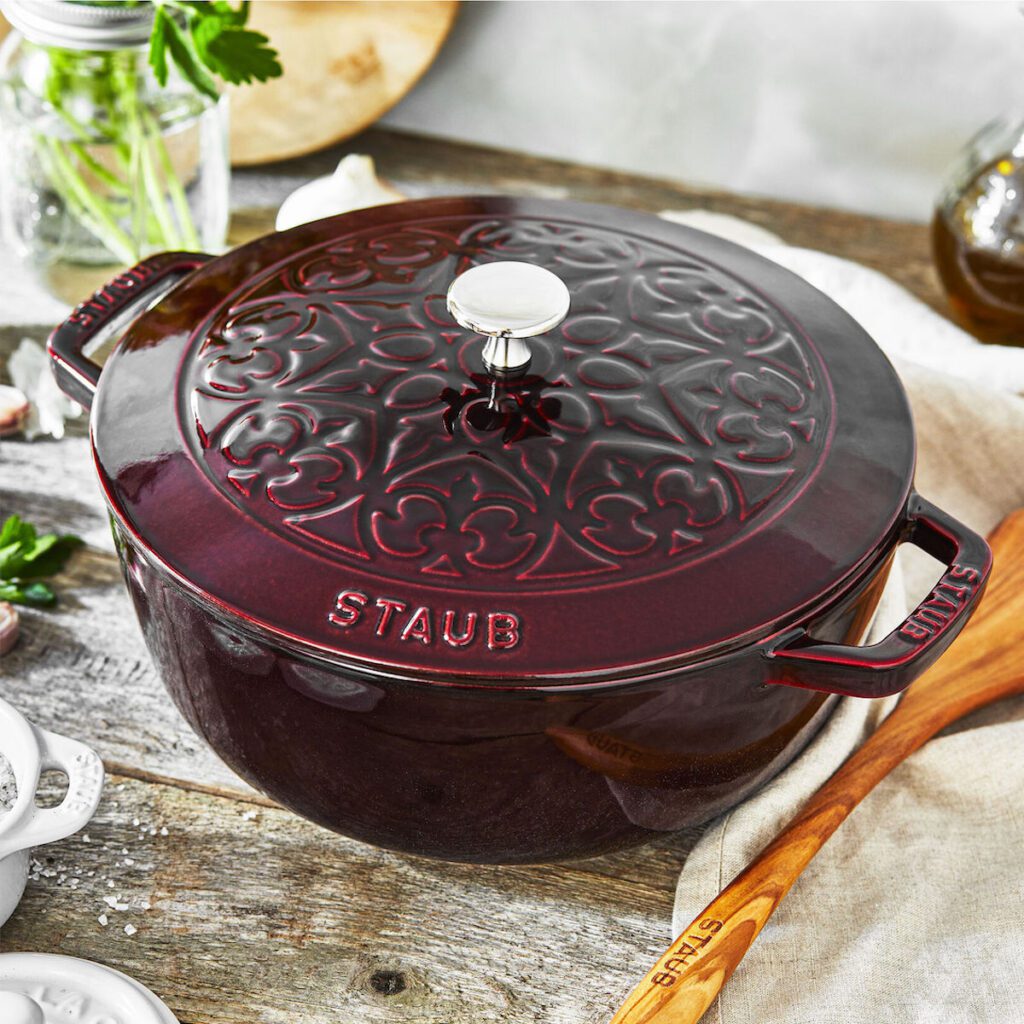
[0, 697, 103, 928]
[0, 953, 178, 1022]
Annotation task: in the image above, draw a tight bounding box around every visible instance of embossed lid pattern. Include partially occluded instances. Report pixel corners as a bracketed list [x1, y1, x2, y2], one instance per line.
[91, 197, 914, 684]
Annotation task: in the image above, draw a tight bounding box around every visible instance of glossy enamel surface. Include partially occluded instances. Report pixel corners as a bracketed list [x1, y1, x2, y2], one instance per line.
[48, 196, 996, 861]
[89, 197, 916, 685]
[116, 522, 896, 862]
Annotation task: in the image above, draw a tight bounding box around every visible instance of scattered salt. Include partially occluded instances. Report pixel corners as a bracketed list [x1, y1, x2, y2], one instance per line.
[0, 752, 16, 814]
[98, 914, 108, 926]
[124, 924, 137, 936]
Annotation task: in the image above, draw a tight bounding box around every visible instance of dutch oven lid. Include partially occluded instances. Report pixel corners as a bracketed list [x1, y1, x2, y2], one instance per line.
[91, 197, 914, 685]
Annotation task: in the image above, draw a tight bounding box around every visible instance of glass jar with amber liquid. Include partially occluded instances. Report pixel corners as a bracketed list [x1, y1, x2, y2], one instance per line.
[933, 117, 1024, 346]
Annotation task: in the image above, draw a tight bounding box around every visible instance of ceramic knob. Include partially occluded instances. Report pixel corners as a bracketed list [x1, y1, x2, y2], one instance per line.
[446, 261, 570, 375]
[0, 992, 44, 1024]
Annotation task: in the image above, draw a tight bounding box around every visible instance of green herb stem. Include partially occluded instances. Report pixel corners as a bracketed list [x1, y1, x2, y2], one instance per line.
[68, 141, 131, 196]
[12, 2, 281, 268]
[38, 136, 140, 263]
[145, 110, 201, 248]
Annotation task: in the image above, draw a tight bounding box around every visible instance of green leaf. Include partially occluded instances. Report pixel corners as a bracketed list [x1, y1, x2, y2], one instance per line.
[0, 515, 24, 548]
[2, 533, 58, 579]
[16, 535, 83, 580]
[192, 1, 249, 26]
[195, 22, 281, 85]
[0, 581, 56, 608]
[0, 513, 81, 609]
[149, 0, 277, 95]
[0, 541, 23, 578]
[149, 6, 171, 86]
[162, 8, 220, 100]
[0, 515, 35, 578]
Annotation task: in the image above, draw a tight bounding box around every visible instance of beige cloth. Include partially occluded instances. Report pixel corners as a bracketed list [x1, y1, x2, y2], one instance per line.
[661, 212, 1024, 1023]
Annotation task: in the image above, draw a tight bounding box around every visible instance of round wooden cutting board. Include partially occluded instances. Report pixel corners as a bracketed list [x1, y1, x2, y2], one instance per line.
[229, 0, 458, 165]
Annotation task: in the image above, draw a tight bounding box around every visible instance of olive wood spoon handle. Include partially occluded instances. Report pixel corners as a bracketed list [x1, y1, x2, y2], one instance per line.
[610, 508, 1024, 1024]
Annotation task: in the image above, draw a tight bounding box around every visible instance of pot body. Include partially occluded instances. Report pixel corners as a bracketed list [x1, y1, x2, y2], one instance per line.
[115, 520, 893, 864]
[45, 200, 992, 863]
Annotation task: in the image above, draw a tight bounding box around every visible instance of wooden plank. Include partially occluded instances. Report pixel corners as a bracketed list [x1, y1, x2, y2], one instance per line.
[1, 773, 700, 1023]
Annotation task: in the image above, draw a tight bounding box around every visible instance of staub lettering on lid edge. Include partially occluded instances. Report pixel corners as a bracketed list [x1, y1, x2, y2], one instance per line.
[328, 589, 521, 651]
[899, 563, 982, 642]
[66, 261, 154, 331]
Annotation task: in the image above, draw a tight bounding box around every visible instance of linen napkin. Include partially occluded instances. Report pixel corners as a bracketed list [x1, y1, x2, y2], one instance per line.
[660, 209, 1024, 1024]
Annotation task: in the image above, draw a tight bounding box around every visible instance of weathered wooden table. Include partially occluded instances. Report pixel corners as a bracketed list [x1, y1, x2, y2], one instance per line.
[0, 129, 945, 1024]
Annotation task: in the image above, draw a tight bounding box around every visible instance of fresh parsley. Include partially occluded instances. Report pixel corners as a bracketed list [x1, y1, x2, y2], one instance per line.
[0, 515, 82, 608]
[149, 1, 282, 101]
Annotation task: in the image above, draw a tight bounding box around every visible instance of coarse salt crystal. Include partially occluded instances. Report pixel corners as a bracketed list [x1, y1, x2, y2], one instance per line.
[0, 753, 16, 814]
[124, 924, 137, 936]
[98, 914, 108, 926]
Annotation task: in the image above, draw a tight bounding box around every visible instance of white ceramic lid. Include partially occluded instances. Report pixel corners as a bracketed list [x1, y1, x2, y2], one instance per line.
[0, 954, 178, 1024]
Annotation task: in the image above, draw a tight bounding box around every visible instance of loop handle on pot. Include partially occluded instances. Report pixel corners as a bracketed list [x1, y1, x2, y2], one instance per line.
[47, 251, 212, 410]
[766, 494, 992, 699]
[0, 698, 104, 861]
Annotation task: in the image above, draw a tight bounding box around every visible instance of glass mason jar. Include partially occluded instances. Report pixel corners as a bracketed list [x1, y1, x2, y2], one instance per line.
[932, 115, 1024, 347]
[0, 0, 228, 296]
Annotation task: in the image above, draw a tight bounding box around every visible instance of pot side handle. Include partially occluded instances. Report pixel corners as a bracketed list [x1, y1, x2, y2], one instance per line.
[47, 251, 213, 410]
[0, 727, 104, 861]
[765, 494, 992, 699]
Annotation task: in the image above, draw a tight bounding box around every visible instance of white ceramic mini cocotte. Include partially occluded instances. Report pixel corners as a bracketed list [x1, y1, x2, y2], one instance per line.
[0, 697, 103, 928]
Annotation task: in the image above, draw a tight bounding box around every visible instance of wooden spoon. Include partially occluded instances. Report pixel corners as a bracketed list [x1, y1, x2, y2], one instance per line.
[610, 508, 1024, 1024]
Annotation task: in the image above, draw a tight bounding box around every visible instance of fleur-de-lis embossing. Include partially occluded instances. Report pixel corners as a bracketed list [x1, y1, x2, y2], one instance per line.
[185, 215, 831, 588]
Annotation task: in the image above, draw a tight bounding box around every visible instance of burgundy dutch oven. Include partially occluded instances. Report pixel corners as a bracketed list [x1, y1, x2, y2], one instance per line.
[48, 197, 991, 864]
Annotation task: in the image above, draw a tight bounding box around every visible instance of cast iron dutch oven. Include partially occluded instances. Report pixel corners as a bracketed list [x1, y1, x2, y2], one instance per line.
[48, 198, 991, 863]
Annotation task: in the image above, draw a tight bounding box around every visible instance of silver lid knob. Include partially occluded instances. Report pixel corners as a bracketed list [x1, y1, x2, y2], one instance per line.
[447, 261, 570, 375]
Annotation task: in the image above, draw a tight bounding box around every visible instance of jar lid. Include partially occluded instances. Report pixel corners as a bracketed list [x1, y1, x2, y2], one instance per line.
[91, 197, 914, 686]
[0, 0, 155, 50]
[0, 954, 177, 1023]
